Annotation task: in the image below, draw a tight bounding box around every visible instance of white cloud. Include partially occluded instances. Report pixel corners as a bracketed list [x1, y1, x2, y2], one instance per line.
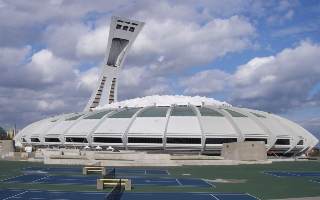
[37, 99, 65, 111]
[271, 24, 319, 37]
[119, 67, 145, 87]
[0, 46, 101, 127]
[26, 49, 76, 84]
[76, 67, 97, 91]
[76, 25, 109, 57]
[179, 41, 320, 113]
[130, 16, 255, 72]
[0, 46, 30, 66]
[232, 41, 320, 112]
[266, 0, 297, 25]
[43, 23, 89, 59]
[180, 69, 230, 95]
[143, 83, 171, 96]
[118, 66, 172, 99]
[232, 41, 320, 111]
[233, 56, 275, 86]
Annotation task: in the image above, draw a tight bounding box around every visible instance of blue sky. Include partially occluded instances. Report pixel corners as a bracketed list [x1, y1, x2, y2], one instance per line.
[0, 0, 319, 140]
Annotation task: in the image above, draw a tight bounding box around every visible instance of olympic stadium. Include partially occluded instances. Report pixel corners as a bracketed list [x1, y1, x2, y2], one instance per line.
[14, 16, 318, 156]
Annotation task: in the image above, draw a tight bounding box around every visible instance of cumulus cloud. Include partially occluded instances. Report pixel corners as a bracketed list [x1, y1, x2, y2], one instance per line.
[77, 66, 100, 92]
[130, 16, 255, 72]
[0, 46, 30, 66]
[76, 25, 109, 57]
[26, 49, 77, 84]
[43, 23, 90, 59]
[181, 41, 320, 113]
[231, 41, 320, 112]
[118, 67, 172, 99]
[180, 69, 230, 95]
[0, 47, 97, 127]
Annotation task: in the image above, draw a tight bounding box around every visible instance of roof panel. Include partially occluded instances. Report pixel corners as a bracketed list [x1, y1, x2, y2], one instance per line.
[171, 106, 195, 116]
[251, 112, 266, 118]
[84, 110, 113, 119]
[199, 107, 224, 117]
[109, 108, 141, 118]
[65, 114, 84, 121]
[137, 106, 169, 117]
[224, 109, 247, 117]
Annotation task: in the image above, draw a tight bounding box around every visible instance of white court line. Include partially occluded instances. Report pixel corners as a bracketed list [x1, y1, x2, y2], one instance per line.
[246, 193, 261, 200]
[309, 179, 320, 184]
[175, 178, 183, 186]
[202, 179, 216, 188]
[287, 172, 298, 177]
[0, 175, 24, 182]
[262, 171, 282, 178]
[209, 194, 220, 200]
[31, 175, 50, 183]
[2, 191, 28, 200]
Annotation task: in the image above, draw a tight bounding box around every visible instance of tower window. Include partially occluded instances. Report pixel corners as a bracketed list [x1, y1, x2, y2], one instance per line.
[123, 26, 128, 31]
[116, 24, 122, 29]
[129, 27, 135, 32]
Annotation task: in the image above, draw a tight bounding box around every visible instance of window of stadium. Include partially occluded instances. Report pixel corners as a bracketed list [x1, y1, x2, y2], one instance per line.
[205, 138, 237, 144]
[167, 137, 201, 144]
[93, 137, 122, 143]
[128, 137, 162, 143]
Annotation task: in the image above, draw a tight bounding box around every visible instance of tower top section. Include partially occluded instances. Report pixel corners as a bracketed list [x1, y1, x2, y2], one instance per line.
[105, 16, 145, 68]
[84, 16, 144, 111]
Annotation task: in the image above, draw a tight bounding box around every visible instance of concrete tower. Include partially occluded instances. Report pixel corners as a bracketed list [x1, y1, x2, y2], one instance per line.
[84, 16, 144, 111]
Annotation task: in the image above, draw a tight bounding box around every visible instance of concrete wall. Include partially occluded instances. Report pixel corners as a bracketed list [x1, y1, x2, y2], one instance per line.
[221, 141, 267, 161]
[0, 140, 14, 159]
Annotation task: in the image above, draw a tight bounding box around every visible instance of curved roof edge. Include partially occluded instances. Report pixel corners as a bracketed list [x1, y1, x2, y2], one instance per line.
[95, 95, 231, 109]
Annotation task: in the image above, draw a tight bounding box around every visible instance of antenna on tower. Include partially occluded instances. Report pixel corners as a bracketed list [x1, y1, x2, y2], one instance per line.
[84, 16, 145, 111]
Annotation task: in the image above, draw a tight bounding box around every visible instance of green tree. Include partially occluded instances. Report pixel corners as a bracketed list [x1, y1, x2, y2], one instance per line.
[0, 126, 7, 140]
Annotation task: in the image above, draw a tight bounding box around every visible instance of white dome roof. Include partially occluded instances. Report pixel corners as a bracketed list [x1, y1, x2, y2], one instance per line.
[95, 95, 231, 109]
[15, 100, 318, 155]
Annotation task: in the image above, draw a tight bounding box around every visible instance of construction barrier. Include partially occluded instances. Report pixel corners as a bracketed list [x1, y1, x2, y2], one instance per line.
[83, 166, 107, 175]
[97, 178, 131, 191]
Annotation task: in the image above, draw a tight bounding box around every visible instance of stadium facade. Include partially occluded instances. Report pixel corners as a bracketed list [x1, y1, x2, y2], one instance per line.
[15, 16, 318, 155]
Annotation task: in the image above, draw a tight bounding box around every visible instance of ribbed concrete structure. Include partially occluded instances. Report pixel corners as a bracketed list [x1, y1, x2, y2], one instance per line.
[16, 95, 318, 155]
